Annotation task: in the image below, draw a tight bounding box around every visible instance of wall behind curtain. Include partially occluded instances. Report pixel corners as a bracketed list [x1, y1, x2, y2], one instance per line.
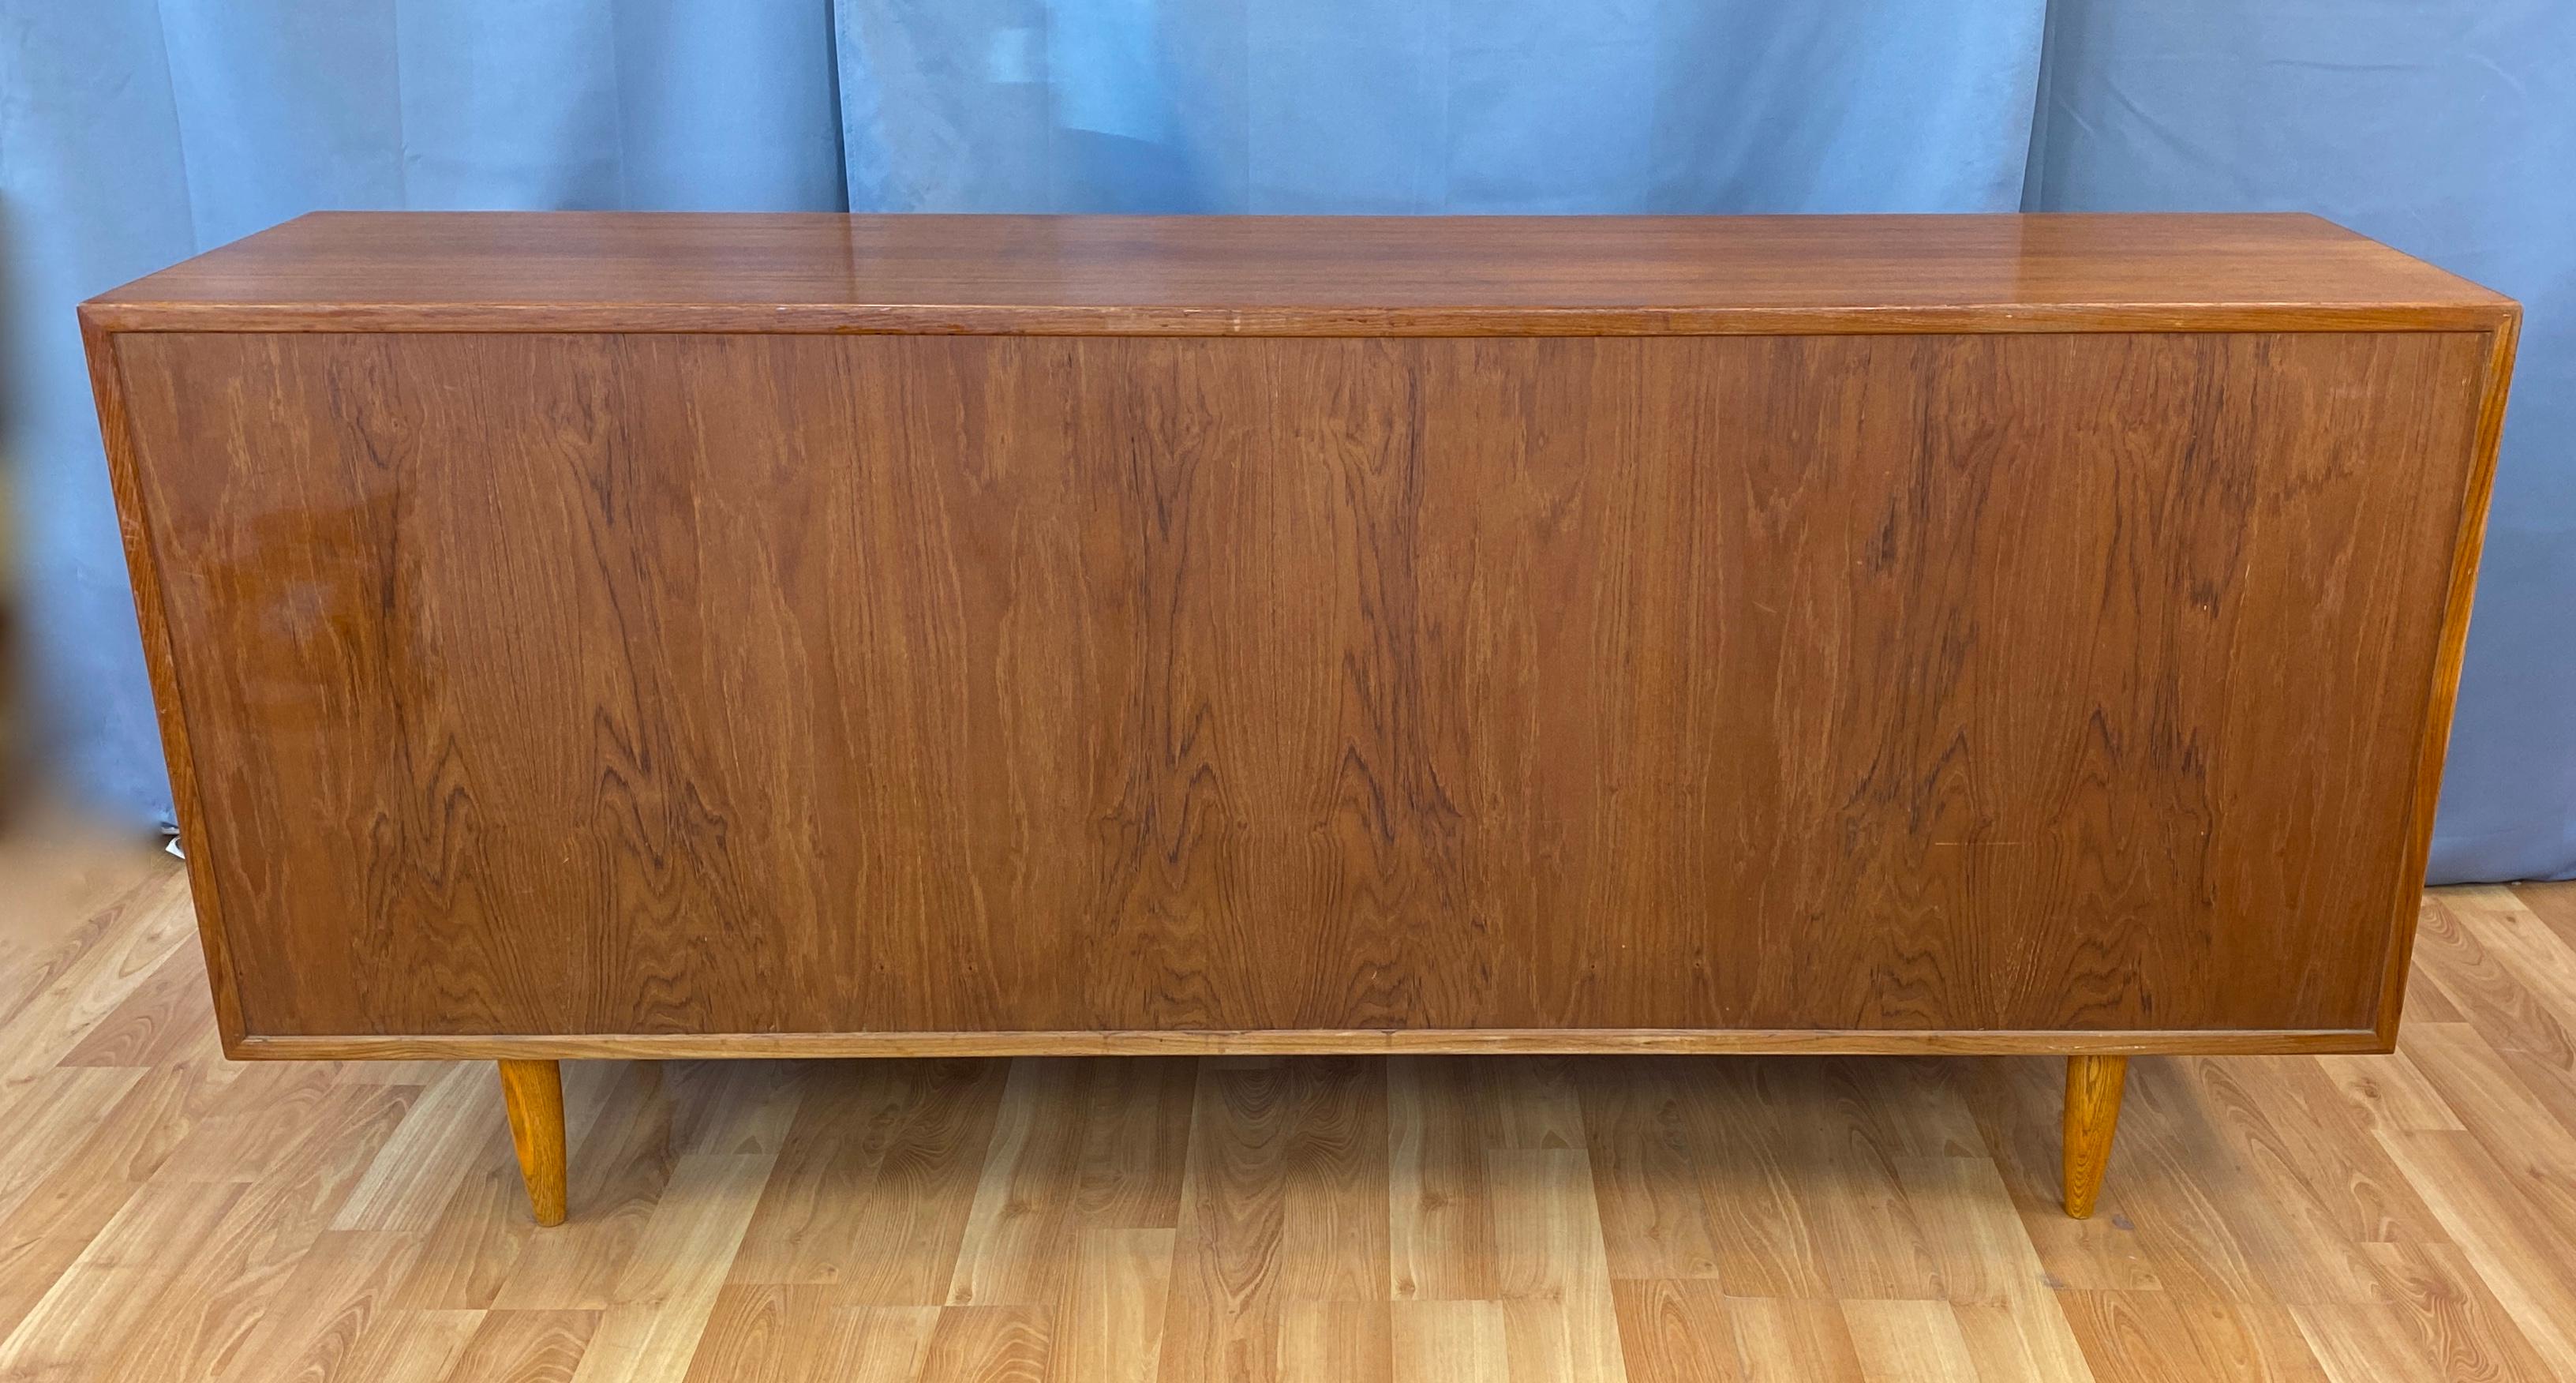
[4, 0, 2570, 881]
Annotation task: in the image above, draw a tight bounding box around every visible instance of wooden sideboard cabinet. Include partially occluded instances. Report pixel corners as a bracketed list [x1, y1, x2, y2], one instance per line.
[83, 212, 2518, 1225]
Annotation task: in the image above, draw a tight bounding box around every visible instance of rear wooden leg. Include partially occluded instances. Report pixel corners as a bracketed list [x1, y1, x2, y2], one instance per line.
[2061, 1055, 2128, 1219]
[496, 1059, 567, 1227]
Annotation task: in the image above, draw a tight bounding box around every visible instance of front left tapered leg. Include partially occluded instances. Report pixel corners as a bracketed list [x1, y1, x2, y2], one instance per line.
[496, 1059, 567, 1226]
[2061, 1055, 2128, 1219]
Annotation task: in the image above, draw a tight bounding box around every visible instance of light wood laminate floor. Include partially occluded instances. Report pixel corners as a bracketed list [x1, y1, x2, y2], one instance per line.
[2, 827, 2574, 1381]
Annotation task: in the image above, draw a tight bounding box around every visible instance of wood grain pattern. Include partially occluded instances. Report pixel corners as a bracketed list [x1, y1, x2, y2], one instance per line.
[2061, 1055, 2128, 1220]
[6, 840, 2575, 1380]
[80, 212, 2510, 336]
[78, 314, 249, 1049]
[2376, 314, 2524, 1045]
[103, 324, 2494, 1051]
[498, 1062, 567, 1228]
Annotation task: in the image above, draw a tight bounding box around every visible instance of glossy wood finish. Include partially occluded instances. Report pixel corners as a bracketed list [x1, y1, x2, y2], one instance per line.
[82, 212, 2511, 336]
[496, 1061, 567, 1227]
[84, 215, 2518, 1098]
[104, 324, 2496, 1050]
[6, 837, 2576, 1381]
[2061, 1055, 2129, 1219]
[2382, 315, 2525, 1036]
[79, 313, 249, 1051]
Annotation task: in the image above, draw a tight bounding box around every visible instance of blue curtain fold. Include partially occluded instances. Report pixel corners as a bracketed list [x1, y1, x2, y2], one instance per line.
[2, 0, 2570, 881]
[831, 0, 2046, 213]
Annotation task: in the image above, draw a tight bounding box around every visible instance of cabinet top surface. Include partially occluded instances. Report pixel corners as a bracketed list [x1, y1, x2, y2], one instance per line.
[86, 212, 2512, 335]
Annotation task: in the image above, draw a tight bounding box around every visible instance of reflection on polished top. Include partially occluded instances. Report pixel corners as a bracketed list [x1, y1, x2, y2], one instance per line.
[84, 211, 2510, 335]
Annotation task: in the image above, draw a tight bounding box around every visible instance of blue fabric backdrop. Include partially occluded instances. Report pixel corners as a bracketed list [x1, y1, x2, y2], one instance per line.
[3, 0, 2570, 881]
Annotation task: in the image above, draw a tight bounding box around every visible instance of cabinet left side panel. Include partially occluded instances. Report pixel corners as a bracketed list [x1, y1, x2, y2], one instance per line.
[84, 320, 252, 1047]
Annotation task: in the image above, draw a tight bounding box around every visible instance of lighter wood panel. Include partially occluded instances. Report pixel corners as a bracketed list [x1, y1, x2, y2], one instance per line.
[6, 843, 2576, 1380]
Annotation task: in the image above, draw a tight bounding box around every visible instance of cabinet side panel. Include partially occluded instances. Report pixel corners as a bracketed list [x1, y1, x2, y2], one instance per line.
[2376, 317, 2519, 1042]
[112, 331, 2485, 1039]
[81, 320, 251, 1047]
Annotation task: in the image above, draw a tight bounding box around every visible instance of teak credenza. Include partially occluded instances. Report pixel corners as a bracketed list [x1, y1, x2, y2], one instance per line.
[84, 212, 2518, 1226]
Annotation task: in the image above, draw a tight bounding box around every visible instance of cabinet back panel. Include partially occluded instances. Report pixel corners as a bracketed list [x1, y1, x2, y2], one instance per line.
[112, 330, 2485, 1038]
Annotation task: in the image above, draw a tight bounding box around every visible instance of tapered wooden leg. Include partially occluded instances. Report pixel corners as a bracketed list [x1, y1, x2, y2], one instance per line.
[2061, 1055, 2128, 1220]
[496, 1059, 567, 1227]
